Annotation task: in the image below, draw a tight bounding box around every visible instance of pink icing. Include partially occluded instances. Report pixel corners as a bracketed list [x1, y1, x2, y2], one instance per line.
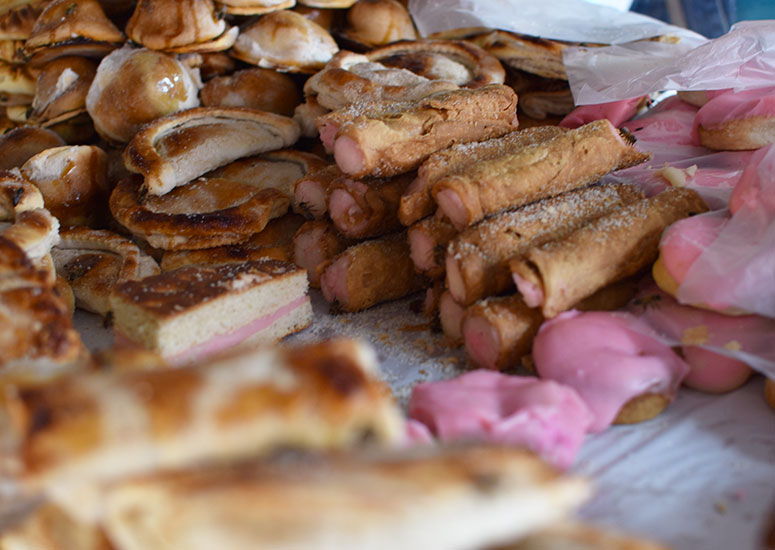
[404, 419, 435, 445]
[681, 345, 752, 393]
[622, 96, 699, 146]
[533, 310, 689, 432]
[560, 97, 643, 129]
[692, 86, 775, 144]
[659, 214, 727, 285]
[408, 370, 593, 470]
[512, 271, 544, 308]
[168, 295, 310, 365]
[729, 143, 775, 215]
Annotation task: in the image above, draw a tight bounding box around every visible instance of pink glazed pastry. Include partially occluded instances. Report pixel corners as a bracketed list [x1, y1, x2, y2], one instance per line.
[408, 370, 593, 470]
[681, 345, 752, 393]
[693, 86, 775, 150]
[533, 310, 689, 432]
[559, 96, 644, 129]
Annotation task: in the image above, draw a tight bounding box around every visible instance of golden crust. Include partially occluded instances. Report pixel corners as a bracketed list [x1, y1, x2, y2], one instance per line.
[200, 68, 302, 116]
[23, 0, 124, 52]
[297, 0, 357, 7]
[126, 0, 229, 51]
[123, 106, 301, 196]
[109, 176, 291, 251]
[614, 393, 671, 425]
[0, 1, 47, 41]
[29, 56, 97, 126]
[470, 30, 575, 81]
[698, 116, 775, 151]
[231, 10, 339, 74]
[0, 60, 36, 102]
[51, 227, 161, 316]
[341, 0, 416, 48]
[367, 39, 505, 89]
[216, 0, 296, 15]
[0, 127, 66, 171]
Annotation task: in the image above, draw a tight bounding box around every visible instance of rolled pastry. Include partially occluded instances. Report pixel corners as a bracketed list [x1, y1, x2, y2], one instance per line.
[407, 213, 457, 279]
[446, 183, 644, 306]
[319, 233, 425, 312]
[293, 164, 344, 219]
[432, 119, 650, 229]
[320, 84, 519, 179]
[293, 219, 356, 287]
[510, 187, 708, 318]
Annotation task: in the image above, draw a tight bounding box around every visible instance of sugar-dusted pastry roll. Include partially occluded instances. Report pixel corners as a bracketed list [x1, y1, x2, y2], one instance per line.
[400, 125, 567, 226]
[407, 213, 458, 279]
[293, 164, 344, 220]
[511, 187, 708, 318]
[439, 290, 466, 345]
[103, 445, 590, 550]
[433, 119, 650, 229]
[328, 172, 413, 239]
[320, 84, 519, 179]
[319, 233, 425, 312]
[7, 339, 404, 521]
[446, 183, 644, 306]
[462, 278, 638, 371]
[293, 219, 356, 287]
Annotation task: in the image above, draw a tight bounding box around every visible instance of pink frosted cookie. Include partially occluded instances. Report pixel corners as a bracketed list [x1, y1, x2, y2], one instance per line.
[533, 311, 689, 432]
[408, 370, 593, 469]
[681, 346, 752, 393]
[559, 96, 644, 129]
[693, 86, 775, 150]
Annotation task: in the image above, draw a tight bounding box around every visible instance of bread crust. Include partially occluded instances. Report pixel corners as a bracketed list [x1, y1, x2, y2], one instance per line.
[698, 115, 775, 151]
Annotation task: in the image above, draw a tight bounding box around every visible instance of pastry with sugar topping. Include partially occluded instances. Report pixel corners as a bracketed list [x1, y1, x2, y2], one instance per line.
[110, 260, 311, 363]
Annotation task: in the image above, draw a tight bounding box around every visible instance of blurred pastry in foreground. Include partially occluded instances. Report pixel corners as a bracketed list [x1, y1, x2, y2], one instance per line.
[110, 260, 311, 362]
[126, 0, 238, 54]
[231, 10, 339, 73]
[22, 0, 125, 66]
[86, 46, 202, 144]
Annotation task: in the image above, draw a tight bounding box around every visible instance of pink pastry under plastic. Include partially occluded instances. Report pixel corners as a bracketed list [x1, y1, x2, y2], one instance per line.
[692, 86, 775, 144]
[408, 370, 593, 470]
[533, 310, 689, 433]
[659, 213, 727, 286]
[560, 96, 644, 129]
[621, 96, 699, 147]
[729, 143, 775, 215]
[681, 345, 752, 393]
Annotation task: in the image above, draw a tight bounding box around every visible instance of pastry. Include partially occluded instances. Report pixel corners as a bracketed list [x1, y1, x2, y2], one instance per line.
[693, 87, 775, 150]
[327, 171, 413, 239]
[231, 10, 339, 73]
[292, 219, 356, 287]
[9, 339, 404, 522]
[0, 61, 36, 106]
[341, 0, 416, 48]
[85, 46, 202, 144]
[560, 96, 644, 129]
[102, 445, 589, 550]
[0, 126, 65, 171]
[438, 289, 465, 344]
[293, 164, 344, 219]
[319, 232, 425, 312]
[216, 0, 296, 15]
[407, 212, 457, 280]
[533, 310, 690, 432]
[321, 84, 519, 179]
[680, 346, 752, 394]
[409, 371, 593, 469]
[28, 56, 97, 127]
[123, 106, 300, 195]
[432, 119, 650, 230]
[445, 183, 643, 306]
[200, 68, 302, 116]
[0, 502, 112, 550]
[511, 188, 708, 318]
[110, 260, 311, 362]
[51, 227, 161, 317]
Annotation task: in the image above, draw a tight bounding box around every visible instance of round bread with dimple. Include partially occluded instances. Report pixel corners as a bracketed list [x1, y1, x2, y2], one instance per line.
[200, 68, 302, 116]
[123, 106, 301, 196]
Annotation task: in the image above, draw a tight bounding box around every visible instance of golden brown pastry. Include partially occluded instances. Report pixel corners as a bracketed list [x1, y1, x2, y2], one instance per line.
[126, 0, 238, 54]
[0, 61, 36, 105]
[21, 145, 110, 227]
[216, 0, 295, 15]
[293, 218, 356, 287]
[123, 106, 301, 195]
[51, 227, 161, 317]
[298, 0, 358, 7]
[22, 0, 125, 66]
[341, 0, 417, 48]
[85, 46, 202, 144]
[104, 446, 588, 550]
[28, 56, 97, 127]
[200, 68, 301, 116]
[231, 10, 339, 74]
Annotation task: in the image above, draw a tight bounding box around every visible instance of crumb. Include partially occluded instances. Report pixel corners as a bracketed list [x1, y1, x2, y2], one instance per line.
[714, 501, 727, 514]
[440, 356, 460, 365]
[681, 325, 709, 346]
[724, 340, 742, 351]
[419, 369, 427, 375]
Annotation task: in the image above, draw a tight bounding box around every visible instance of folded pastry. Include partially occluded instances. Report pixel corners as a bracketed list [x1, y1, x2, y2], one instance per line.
[22, 0, 125, 66]
[400, 125, 567, 226]
[319, 232, 426, 312]
[126, 0, 238, 53]
[293, 219, 356, 287]
[123, 107, 301, 195]
[86, 46, 202, 145]
[160, 213, 305, 271]
[321, 84, 519, 179]
[102, 445, 589, 550]
[303, 50, 459, 112]
[20, 145, 110, 227]
[0, 61, 36, 105]
[0, 1, 46, 42]
[297, 0, 358, 7]
[407, 212, 457, 279]
[51, 228, 161, 317]
[293, 164, 345, 219]
[341, 0, 417, 48]
[327, 171, 413, 239]
[110, 259, 311, 361]
[216, 0, 295, 15]
[231, 10, 339, 73]
[469, 30, 571, 81]
[200, 68, 302, 116]
[511, 188, 708, 318]
[445, 183, 644, 306]
[9, 339, 404, 521]
[28, 56, 97, 127]
[366, 39, 505, 89]
[433, 119, 650, 229]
